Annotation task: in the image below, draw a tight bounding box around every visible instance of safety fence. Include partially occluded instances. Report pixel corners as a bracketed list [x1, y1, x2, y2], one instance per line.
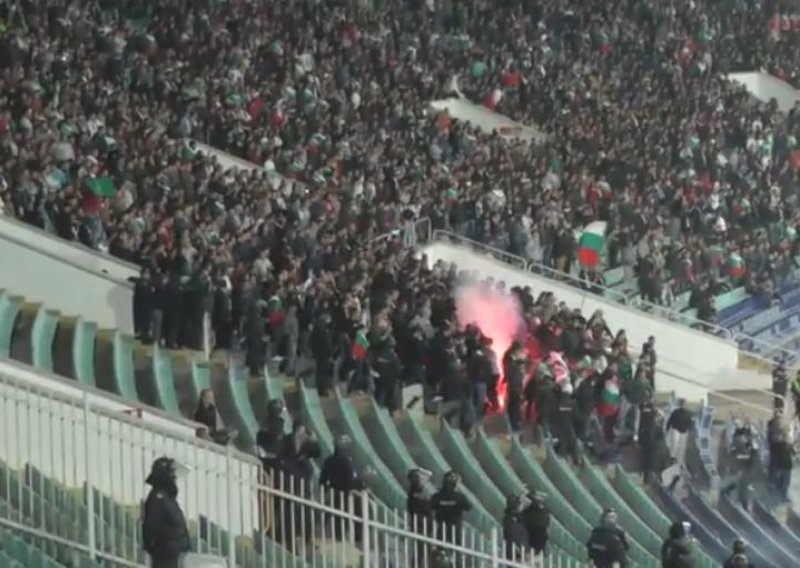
[0, 361, 578, 567]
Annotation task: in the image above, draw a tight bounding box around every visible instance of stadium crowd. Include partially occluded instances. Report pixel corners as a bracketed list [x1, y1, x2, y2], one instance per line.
[0, 0, 796, 565]
[3, 0, 800, 335]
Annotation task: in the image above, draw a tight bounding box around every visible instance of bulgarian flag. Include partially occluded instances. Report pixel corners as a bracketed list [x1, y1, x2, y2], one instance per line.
[728, 252, 746, 278]
[267, 296, 285, 327]
[578, 221, 607, 269]
[709, 245, 725, 267]
[352, 330, 369, 361]
[597, 377, 621, 417]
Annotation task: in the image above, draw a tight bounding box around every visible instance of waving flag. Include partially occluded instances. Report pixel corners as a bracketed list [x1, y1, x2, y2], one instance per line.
[578, 221, 607, 269]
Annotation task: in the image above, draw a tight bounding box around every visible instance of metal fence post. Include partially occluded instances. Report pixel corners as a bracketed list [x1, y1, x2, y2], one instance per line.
[225, 443, 236, 567]
[82, 391, 97, 560]
[490, 526, 499, 568]
[360, 489, 371, 564]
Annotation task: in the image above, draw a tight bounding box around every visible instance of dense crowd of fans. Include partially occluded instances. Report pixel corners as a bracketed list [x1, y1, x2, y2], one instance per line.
[3, 0, 800, 336]
[0, 0, 797, 565]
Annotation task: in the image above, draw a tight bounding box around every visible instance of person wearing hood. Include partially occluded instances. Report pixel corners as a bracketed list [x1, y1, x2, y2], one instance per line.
[141, 457, 192, 568]
[521, 492, 550, 555]
[661, 521, 695, 567]
[586, 508, 629, 568]
[503, 494, 530, 561]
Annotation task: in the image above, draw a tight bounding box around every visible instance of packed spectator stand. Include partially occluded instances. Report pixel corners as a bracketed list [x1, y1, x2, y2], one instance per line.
[1, 0, 800, 566]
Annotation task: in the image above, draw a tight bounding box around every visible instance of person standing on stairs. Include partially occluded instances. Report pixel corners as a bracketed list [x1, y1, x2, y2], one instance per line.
[503, 494, 531, 562]
[521, 491, 550, 556]
[141, 457, 191, 568]
[431, 471, 471, 546]
[661, 521, 695, 568]
[586, 508, 629, 568]
[503, 340, 529, 437]
[320, 435, 368, 541]
[310, 311, 335, 396]
[553, 381, 582, 465]
[407, 467, 434, 566]
[722, 539, 754, 568]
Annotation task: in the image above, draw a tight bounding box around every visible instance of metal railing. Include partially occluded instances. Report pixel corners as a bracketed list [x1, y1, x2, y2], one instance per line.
[0, 364, 578, 568]
[430, 230, 797, 345]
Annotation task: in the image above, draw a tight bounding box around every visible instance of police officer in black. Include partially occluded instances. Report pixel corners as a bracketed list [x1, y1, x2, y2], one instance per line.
[586, 508, 629, 568]
[141, 457, 191, 568]
[722, 539, 754, 568]
[503, 341, 529, 434]
[772, 360, 788, 410]
[522, 491, 550, 554]
[661, 521, 694, 568]
[503, 494, 530, 561]
[407, 468, 434, 566]
[431, 471, 472, 544]
[320, 435, 367, 540]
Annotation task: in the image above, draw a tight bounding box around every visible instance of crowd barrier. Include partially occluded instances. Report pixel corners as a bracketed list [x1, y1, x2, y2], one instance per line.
[0, 356, 577, 567]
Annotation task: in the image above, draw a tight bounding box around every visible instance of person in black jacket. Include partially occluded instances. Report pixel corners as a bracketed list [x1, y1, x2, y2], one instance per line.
[141, 457, 191, 568]
[193, 389, 235, 445]
[586, 508, 629, 568]
[256, 399, 287, 470]
[503, 494, 530, 562]
[553, 381, 581, 465]
[310, 313, 335, 396]
[269, 422, 320, 553]
[661, 521, 694, 568]
[722, 539, 754, 568]
[431, 471, 472, 544]
[407, 467, 434, 565]
[320, 435, 367, 540]
[521, 492, 550, 554]
[133, 267, 156, 343]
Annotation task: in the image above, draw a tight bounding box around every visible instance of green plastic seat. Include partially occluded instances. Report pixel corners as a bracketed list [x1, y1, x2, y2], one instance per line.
[31, 308, 59, 372]
[226, 364, 258, 448]
[298, 382, 334, 458]
[112, 332, 139, 402]
[459, 430, 585, 562]
[439, 422, 506, 521]
[543, 448, 656, 567]
[612, 466, 717, 568]
[578, 461, 662, 560]
[151, 347, 181, 418]
[0, 291, 23, 357]
[333, 392, 405, 512]
[191, 359, 212, 402]
[397, 416, 498, 536]
[72, 318, 98, 387]
[366, 400, 418, 486]
[509, 439, 592, 542]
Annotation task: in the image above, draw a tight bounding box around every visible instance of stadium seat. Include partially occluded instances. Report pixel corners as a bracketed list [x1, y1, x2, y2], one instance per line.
[471, 430, 585, 561]
[332, 391, 406, 512]
[226, 364, 259, 449]
[298, 381, 334, 458]
[438, 421, 506, 521]
[578, 461, 663, 558]
[30, 308, 59, 373]
[542, 447, 656, 566]
[71, 318, 97, 387]
[152, 347, 182, 418]
[0, 291, 24, 357]
[395, 415, 499, 536]
[508, 439, 592, 542]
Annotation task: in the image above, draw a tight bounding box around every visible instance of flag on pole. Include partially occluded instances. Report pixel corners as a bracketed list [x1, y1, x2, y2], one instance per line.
[351, 330, 369, 361]
[578, 221, 607, 269]
[87, 177, 116, 198]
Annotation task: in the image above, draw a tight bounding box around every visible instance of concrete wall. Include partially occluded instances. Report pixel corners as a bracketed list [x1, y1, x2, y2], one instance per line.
[0, 216, 137, 333]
